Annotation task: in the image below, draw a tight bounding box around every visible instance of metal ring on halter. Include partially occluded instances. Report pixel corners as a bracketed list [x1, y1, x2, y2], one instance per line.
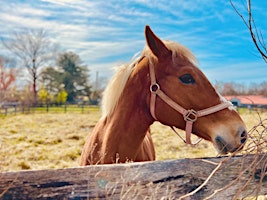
[150, 83, 160, 93]
[184, 109, 198, 122]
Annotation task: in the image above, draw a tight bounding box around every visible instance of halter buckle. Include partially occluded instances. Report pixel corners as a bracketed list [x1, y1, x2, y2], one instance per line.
[184, 109, 198, 122]
[150, 83, 160, 93]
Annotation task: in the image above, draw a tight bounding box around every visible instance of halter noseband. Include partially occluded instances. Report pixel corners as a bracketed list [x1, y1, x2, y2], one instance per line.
[149, 63, 233, 145]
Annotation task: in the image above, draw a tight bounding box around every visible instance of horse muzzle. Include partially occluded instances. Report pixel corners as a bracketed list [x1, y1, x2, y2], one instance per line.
[214, 127, 247, 154]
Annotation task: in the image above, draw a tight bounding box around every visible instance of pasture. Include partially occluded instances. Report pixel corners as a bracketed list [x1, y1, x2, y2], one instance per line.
[0, 107, 266, 172]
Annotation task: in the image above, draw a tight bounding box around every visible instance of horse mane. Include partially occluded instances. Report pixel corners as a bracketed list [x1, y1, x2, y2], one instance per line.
[101, 40, 198, 117]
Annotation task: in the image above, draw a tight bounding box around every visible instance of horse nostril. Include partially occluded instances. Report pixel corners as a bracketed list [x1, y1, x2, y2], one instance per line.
[241, 138, 246, 144]
[240, 130, 247, 144]
[241, 130, 246, 138]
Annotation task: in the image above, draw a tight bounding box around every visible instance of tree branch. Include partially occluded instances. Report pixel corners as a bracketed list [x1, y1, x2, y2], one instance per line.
[230, 0, 267, 63]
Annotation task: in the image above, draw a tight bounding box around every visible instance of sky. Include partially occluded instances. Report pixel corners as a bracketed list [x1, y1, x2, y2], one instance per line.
[0, 0, 267, 86]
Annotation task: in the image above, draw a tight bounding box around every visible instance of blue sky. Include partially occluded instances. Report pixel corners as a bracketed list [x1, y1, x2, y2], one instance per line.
[1, 0, 267, 85]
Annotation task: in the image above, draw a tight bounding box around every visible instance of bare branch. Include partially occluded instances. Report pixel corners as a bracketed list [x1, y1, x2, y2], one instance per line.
[1, 29, 58, 104]
[230, 0, 267, 63]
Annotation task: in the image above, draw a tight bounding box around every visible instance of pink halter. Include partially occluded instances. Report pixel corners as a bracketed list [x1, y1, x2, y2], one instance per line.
[149, 63, 233, 145]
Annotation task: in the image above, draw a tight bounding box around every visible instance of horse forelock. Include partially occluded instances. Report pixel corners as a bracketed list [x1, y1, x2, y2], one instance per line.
[101, 40, 197, 117]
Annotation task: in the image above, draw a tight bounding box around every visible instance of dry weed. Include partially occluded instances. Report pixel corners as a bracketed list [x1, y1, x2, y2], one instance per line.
[178, 110, 267, 199]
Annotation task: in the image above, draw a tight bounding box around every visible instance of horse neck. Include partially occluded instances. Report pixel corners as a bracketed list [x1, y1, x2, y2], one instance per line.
[103, 61, 153, 160]
[110, 64, 153, 134]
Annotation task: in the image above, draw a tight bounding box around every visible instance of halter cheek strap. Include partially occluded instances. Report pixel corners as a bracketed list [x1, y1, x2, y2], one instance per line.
[149, 63, 233, 145]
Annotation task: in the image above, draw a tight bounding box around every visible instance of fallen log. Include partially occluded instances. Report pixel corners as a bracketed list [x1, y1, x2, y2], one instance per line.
[0, 154, 266, 199]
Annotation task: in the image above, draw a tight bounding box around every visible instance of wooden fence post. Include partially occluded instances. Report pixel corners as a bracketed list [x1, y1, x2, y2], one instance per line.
[14, 105, 17, 115]
[0, 154, 266, 199]
[64, 104, 67, 113]
[82, 104, 84, 113]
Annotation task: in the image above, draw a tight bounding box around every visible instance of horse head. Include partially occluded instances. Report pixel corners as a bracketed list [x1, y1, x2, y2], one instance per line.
[145, 26, 247, 154]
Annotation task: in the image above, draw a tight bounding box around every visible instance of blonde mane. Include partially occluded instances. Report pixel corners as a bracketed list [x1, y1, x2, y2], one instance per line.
[101, 58, 138, 117]
[101, 40, 197, 117]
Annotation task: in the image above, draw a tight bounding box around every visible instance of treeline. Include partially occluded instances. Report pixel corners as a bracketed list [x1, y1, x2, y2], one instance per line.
[0, 29, 101, 107]
[214, 81, 267, 96]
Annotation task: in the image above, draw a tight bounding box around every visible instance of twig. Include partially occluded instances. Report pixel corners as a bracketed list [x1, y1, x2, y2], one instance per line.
[178, 158, 226, 199]
[0, 174, 18, 198]
[230, 0, 267, 63]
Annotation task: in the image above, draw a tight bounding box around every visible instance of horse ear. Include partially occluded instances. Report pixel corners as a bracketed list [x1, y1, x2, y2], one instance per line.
[145, 25, 171, 59]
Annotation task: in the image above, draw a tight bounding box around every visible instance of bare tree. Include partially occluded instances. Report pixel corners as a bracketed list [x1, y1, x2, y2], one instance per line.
[2, 29, 57, 104]
[0, 57, 16, 91]
[230, 0, 267, 63]
[0, 56, 17, 102]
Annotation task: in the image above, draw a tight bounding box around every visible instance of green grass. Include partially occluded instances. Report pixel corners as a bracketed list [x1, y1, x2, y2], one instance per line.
[0, 108, 266, 172]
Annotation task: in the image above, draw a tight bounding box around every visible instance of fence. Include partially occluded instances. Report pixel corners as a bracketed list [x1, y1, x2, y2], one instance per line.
[0, 104, 99, 116]
[0, 154, 266, 199]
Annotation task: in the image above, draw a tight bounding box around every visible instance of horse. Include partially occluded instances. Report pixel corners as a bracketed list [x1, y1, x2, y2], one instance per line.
[80, 25, 247, 165]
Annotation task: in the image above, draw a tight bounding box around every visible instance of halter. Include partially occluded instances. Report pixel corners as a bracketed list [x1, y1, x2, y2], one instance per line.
[149, 63, 233, 145]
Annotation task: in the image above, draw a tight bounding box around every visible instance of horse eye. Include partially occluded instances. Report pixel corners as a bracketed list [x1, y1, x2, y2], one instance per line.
[179, 74, 195, 84]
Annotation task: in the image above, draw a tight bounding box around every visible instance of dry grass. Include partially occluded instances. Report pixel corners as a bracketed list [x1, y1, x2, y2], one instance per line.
[0, 108, 266, 172]
[0, 111, 100, 171]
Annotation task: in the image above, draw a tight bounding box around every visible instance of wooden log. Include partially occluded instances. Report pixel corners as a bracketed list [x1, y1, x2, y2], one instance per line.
[0, 154, 266, 199]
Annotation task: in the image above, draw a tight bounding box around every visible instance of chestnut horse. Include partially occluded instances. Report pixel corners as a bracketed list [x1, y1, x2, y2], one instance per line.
[80, 26, 247, 165]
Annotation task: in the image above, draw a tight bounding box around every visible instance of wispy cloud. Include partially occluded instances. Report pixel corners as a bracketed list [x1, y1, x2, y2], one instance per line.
[0, 0, 266, 84]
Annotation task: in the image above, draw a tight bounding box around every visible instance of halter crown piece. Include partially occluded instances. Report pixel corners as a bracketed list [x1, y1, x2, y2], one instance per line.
[149, 63, 233, 145]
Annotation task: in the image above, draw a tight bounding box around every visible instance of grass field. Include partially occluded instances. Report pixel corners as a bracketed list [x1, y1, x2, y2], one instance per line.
[0, 107, 266, 172]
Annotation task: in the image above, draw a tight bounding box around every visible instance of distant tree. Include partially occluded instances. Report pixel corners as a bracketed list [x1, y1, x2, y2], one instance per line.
[247, 83, 259, 95]
[249, 82, 267, 96]
[215, 80, 267, 96]
[37, 86, 49, 105]
[89, 72, 106, 105]
[56, 89, 68, 105]
[20, 84, 35, 107]
[0, 56, 17, 102]
[2, 29, 57, 105]
[89, 91, 101, 105]
[56, 52, 91, 102]
[40, 66, 62, 95]
[221, 82, 238, 95]
[260, 82, 267, 96]
[0, 56, 16, 90]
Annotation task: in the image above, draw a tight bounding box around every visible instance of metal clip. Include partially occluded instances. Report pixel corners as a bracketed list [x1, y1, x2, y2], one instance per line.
[150, 83, 160, 93]
[184, 109, 198, 122]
